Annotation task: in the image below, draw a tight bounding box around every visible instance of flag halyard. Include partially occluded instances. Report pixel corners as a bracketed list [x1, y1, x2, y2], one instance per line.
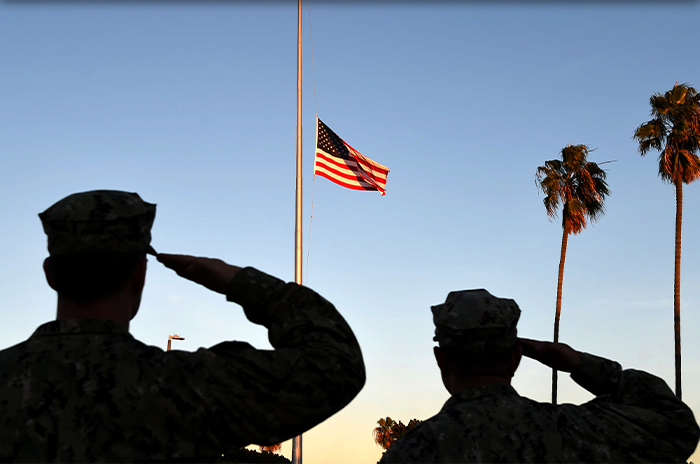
[314, 118, 390, 195]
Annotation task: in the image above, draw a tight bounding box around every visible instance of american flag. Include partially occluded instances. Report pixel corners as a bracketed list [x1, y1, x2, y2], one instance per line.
[314, 118, 390, 195]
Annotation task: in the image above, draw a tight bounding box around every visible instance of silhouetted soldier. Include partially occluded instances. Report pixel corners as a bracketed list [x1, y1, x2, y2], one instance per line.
[380, 289, 699, 463]
[0, 190, 365, 462]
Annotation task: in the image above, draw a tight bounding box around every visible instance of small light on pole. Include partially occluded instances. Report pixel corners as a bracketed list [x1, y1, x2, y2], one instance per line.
[167, 334, 185, 351]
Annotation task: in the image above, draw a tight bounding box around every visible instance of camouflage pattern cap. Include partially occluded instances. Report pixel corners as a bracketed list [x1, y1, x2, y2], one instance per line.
[39, 190, 157, 256]
[432, 289, 521, 355]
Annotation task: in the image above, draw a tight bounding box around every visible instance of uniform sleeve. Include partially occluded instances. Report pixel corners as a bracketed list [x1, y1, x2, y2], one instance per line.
[193, 267, 366, 448]
[378, 426, 437, 464]
[570, 353, 700, 462]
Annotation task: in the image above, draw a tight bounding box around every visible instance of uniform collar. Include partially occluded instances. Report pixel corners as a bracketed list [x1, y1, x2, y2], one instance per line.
[31, 318, 131, 338]
[441, 384, 519, 410]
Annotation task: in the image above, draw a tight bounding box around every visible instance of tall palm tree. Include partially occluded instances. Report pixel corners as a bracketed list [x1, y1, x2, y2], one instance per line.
[536, 145, 610, 404]
[372, 417, 396, 450]
[633, 83, 700, 400]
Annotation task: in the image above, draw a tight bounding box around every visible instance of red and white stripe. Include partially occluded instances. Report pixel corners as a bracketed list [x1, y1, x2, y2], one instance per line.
[314, 145, 389, 195]
[345, 142, 389, 194]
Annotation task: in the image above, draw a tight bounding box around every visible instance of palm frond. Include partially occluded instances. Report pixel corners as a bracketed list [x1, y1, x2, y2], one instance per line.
[679, 149, 700, 183]
[543, 194, 561, 219]
[634, 120, 665, 156]
[651, 93, 672, 116]
[670, 83, 689, 105]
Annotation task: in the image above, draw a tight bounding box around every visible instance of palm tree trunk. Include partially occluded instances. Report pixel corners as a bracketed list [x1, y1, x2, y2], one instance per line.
[552, 223, 569, 405]
[674, 174, 683, 399]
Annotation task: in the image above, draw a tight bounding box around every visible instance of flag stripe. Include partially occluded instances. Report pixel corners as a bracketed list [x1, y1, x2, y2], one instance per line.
[315, 151, 388, 183]
[342, 142, 389, 193]
[315, 170, 377, 191]
[350, 158, 387, 187]
[346, 152, 388, 184]
[314, 153, 378, 189]
[314, 159, 370, 184]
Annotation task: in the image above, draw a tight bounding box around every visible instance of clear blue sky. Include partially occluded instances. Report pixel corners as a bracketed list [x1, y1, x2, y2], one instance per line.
[1, 1, 699, 462]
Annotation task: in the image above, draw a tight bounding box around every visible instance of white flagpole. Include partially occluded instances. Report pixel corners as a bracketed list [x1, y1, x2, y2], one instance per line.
[292, 0, 303, 462]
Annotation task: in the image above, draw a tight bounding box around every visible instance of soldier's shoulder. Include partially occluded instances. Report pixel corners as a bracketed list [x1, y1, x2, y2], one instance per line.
[0, 338, 31, 367]
[0, 338, 28, 355]
[380, 421, 439, 463]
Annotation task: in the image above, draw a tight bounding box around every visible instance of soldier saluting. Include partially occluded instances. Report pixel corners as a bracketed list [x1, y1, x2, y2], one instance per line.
[380, 289, 700, 463]
[0, 190, 365, 462]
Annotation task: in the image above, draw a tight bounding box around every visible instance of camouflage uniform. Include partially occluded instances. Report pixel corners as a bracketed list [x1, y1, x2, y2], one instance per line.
[380, 289, 700, 463]
[0, 190, 366, 462]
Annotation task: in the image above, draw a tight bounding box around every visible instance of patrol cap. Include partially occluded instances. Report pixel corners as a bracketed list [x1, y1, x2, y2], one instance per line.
[432, 289, 521, 355]
[39, 190, 157, 256]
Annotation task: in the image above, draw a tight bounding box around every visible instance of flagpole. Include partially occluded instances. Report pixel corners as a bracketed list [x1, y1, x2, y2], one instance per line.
[292, 0, 303, 462]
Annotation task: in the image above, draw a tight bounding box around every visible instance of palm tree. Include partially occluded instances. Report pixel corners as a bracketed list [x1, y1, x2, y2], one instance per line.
[373, 417, 422, 452]
[633, 83, 700, 400]
[372, 417, 396, 450]
[259, 443, 282, 453]
[536, 145, 610, 404]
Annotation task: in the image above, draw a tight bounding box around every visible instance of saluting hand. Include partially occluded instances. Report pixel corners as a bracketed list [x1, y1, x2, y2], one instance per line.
[517, 338, 584, 373]
[157, 253, 241, 295]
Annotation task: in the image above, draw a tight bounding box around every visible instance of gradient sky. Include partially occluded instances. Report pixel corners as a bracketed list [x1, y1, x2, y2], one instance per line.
[2, 1, 700, 463]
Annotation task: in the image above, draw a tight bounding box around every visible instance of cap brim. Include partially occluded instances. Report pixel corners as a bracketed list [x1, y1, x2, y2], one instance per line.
[146, 245, 158, 256]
